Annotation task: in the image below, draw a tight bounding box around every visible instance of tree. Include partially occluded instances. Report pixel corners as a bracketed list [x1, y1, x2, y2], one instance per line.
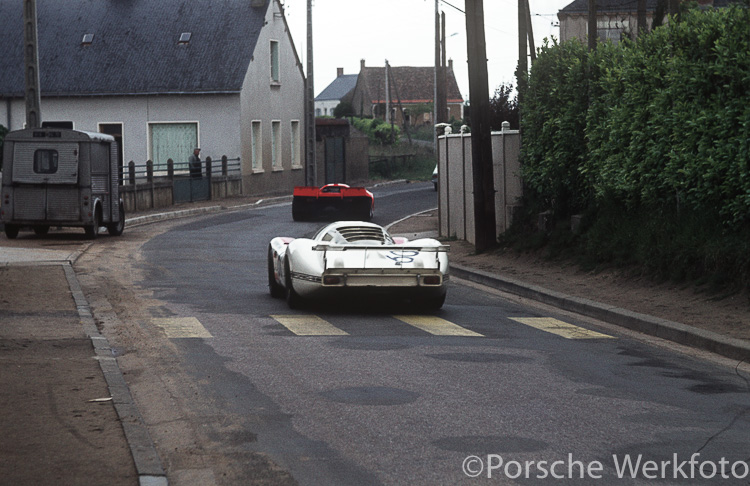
[333, 101, 354, 118]
[489, 83, 519, 130]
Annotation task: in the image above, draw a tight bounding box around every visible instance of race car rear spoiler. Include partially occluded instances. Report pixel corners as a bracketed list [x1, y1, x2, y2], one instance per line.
[313, 245, 450, 252]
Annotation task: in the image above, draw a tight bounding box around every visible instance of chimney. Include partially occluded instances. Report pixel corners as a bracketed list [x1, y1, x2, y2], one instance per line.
[337, 67, 344, 77]
[448, 59, 453, 70]
[360, 59, 366, 71]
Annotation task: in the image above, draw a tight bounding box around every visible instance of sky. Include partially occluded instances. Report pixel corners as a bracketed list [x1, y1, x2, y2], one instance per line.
[284, 0, 573, 101]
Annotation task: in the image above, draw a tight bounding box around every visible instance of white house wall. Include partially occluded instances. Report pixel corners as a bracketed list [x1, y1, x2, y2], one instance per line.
[239, 0, 306, 196]
[2, 94, 241, 167]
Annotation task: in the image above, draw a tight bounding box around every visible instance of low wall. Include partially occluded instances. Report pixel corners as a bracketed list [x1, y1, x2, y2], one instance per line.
[437, 124, 522, 244]
[120, 174, 243, 213]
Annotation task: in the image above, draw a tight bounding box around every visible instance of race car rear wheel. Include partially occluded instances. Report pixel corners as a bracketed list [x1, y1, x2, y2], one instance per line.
[284, 259, 304, 309]
[421, 293, 446, 311]
[267, 245, 285, 298]
[292, 198, 306, 221]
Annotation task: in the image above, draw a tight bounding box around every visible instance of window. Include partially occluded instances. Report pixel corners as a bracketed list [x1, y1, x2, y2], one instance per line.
[149, 122, 198, 166]
[251, 121, 263, 171]
[290, 121, 301, 169]
[270, 40, 280, 83]
[81, 33, 94, 45]
[178, 32, 192, 45]
[597, 18, 629, 42]
[33, 150, 58, 174]
[271, 121, 282, 170]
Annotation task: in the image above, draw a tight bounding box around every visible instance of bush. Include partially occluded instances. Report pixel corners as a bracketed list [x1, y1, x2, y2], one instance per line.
[515, 3, 750, 288]
[352, 117, 401, 145]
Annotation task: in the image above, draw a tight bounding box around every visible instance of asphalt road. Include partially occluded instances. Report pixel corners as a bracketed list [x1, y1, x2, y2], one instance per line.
[120, 182, 750, 485]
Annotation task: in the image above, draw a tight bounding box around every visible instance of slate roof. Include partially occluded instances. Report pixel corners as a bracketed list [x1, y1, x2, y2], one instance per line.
[0, 0, 271, 97]
[316, 74, 358, 101]
[559, 0, 732, 14]
[359, 66, 463, 104]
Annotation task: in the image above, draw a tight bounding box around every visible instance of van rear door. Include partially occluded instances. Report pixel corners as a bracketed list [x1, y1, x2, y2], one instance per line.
[11, 141, 80, 221]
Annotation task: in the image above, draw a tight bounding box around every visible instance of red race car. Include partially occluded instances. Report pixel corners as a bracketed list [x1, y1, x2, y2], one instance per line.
[292, 184, 374, 222]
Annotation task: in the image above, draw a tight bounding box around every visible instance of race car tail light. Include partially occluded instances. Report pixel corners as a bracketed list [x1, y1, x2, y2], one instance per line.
[422, 275, 442, 286]
[323, 275, 342, 286]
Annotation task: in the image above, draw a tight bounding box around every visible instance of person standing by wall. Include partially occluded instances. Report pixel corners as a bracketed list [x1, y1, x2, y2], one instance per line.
[189, 147, 202, 178]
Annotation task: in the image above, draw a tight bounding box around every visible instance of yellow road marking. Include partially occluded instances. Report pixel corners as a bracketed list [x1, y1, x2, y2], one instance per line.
[152, 317, 212, 339]
[509, 317, 614, 339]
[271, 315, 349, 336]
[393, 315, 484, 337]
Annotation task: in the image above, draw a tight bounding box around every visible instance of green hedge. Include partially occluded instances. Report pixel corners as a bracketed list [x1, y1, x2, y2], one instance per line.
[518, 3, 750, 286]
[352, 117, 401, 145]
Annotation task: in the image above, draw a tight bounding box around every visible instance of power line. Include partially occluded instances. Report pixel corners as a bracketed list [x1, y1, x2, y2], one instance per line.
[439, 0, 464, 14]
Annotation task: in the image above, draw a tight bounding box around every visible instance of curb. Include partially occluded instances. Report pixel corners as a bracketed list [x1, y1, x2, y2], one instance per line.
[62, 263, 168, 486]
[450, 263, 750, 362]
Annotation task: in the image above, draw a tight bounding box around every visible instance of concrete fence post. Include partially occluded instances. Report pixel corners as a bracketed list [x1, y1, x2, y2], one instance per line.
[128, 161, 136, 185]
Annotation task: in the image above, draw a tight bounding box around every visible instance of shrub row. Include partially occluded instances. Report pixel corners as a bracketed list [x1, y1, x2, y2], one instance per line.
[518, 3, 750, 286]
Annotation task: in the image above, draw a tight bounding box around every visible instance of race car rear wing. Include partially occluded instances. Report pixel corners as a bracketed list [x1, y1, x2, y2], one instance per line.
[312, 245, 450, 252]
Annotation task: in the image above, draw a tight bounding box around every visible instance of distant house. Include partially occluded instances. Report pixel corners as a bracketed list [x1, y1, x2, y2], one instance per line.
[558, 0, 731, 43]
[0, 0, 306, 196]
[347, 60, 463, 127]
[315, 68, 358, 117]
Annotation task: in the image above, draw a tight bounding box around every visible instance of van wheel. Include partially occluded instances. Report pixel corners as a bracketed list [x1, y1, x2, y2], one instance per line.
[85, 206, 102, 239]
[4, 224, 20, 239]
[107, 203, 125, 236]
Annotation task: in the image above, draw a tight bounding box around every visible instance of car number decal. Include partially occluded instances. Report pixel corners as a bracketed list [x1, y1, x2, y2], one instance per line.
[387, 250, 420, 265]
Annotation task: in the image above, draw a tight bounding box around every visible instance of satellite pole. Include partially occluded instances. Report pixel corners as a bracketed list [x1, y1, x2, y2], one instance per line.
[24, 0, 42, 128]
[305, 0, 316, 186]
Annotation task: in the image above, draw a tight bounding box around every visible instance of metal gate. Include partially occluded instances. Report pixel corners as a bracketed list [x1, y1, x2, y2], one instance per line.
[174, 172, 209, 203]
[324, 137, 346, 184]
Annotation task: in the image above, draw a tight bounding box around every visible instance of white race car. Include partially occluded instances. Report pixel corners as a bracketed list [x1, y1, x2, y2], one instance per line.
[267, 221, 449, 309]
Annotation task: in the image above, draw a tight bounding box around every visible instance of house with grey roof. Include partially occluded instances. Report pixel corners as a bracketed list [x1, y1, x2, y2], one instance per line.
[348, 60, 463, 128]
[315, 68, 358, 117]
[0, 0, 306, 196]
[558, 0, 732, 42]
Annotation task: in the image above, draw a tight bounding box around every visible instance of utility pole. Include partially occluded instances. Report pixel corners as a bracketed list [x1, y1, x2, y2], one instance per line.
[433, 0, 440, 150]
[305, 0, 316, 186]
[637, 0, 647, 36]
[24, 0, 42, 128]
[385, 60, 391, 124]
[517, 0, 527, 131]
[525, 0, 536, 63]
[465, 0, 496, 252]
[588, 0, 597, 50]
[436, 11, 447, 125]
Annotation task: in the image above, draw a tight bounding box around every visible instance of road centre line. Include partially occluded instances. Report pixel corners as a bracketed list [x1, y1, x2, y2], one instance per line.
[393, 315, 484, 337]
[271, 315, 349, 336]
[152, 317, 213, 339]
[509, 317, 615, 339]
